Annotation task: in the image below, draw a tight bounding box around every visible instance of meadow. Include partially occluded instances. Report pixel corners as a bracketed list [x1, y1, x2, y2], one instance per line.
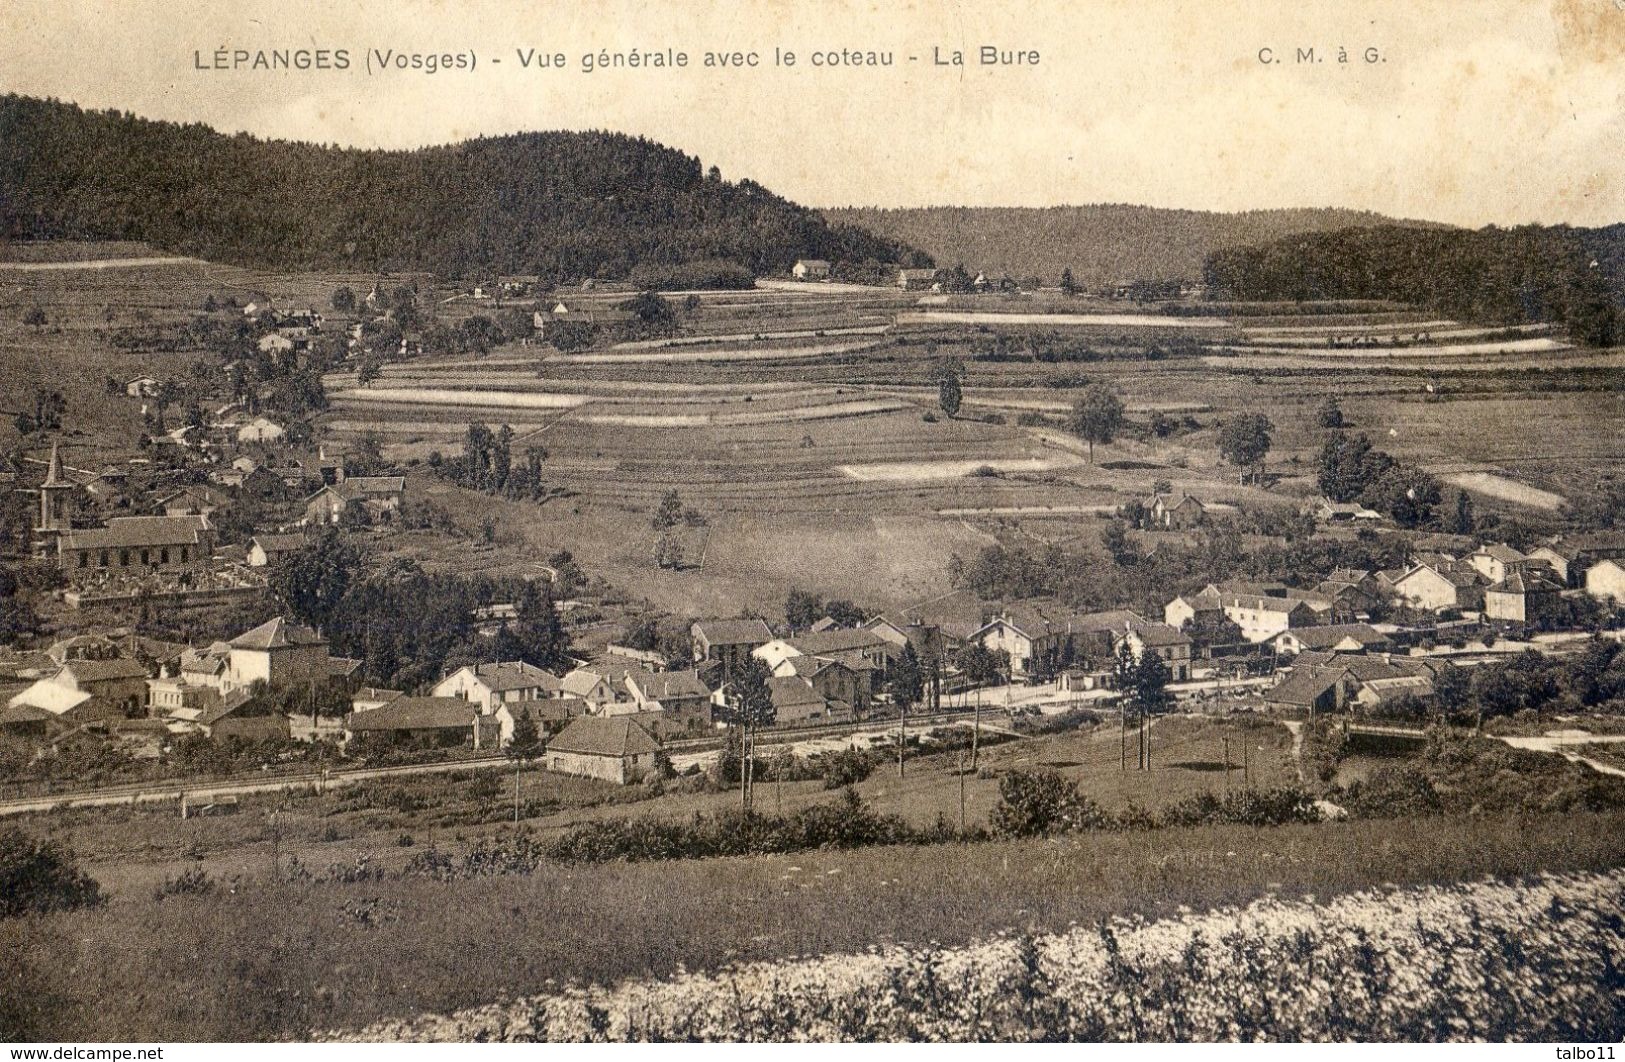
[3, 809, 1621, 1041]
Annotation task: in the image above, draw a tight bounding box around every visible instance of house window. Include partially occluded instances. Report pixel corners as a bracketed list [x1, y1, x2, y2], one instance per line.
[141, 550, 151, 565]
[160, 548, 170, 564]
[120, 550, 130, 566]
[77, 552, 88, 569]
[99, 551, 109, 567]
[180, 547, 190, 562]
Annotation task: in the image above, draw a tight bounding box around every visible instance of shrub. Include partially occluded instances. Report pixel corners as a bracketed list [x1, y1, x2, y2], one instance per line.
[0, 829, 103, 919]
[1340, 766, 1443, 818]
[816, 748, 877, 789]
[153, 866, 215, 901]
[989, 770, 1109, 838]
[1153, 787, 1320, 829]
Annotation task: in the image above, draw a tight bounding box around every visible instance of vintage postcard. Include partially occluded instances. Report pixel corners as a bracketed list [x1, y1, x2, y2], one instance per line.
[0, 0, 1622, 1047]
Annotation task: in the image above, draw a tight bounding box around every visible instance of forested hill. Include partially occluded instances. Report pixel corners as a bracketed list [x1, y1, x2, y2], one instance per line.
[1204, 224, 1625, 347]
[821, 204, 1440, 288]
[0, 95, 923, 280]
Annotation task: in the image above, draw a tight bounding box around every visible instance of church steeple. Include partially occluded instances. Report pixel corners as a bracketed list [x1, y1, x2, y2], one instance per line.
[37, 440, 74, 534]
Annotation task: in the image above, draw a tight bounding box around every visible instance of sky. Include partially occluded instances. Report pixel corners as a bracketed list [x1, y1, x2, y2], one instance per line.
[1, 0, 1622, 227]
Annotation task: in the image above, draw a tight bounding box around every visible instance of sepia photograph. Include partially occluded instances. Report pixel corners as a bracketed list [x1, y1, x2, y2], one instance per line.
[0, 0, 1622, 1047]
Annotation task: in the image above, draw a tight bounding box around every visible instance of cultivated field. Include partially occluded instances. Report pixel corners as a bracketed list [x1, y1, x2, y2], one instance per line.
[4, 244, 1619, 613]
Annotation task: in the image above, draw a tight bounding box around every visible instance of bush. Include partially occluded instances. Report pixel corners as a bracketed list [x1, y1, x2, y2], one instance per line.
[989, 770, 1109, 838]
[816, 748, 877, 789]
[0, 829, 103, 919]
[1340, 766, 1443, 818]
[545, 789, 927, 865]
[153, 865, 215, 902]
[1153, 787, 1320, 829]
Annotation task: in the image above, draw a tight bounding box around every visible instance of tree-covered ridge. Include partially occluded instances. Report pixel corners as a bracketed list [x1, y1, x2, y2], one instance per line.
[1203, 224, 1625, 347]
[822, 204, 1440, 288]
[0, 94, 922, 280]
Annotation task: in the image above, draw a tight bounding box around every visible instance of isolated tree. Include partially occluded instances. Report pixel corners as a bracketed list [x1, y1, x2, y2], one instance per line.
[652, 489, 684, 530]
[1217, 413, 1274, 484]
[357, 358, 382, 388]
[1450, 490, 1476, 535]
[22, 307, 46, 328]
[1059, 268, 1079, 296]
[938, 372, 962, 418]
[267, 529, 359, 635]
[1069, 384, 1125, 463]
[1316, 430, 1393, 502]
[30, 389, 65, 433]
[785, 587, 823, 631]
[1361, 465, 1442, 529]
[1100, 519, 1139, 566]
[888, 642, 925, 777]
[331, 285, 356, 313]
[653, 531, 685, 570]
[505, 579, 569, 668]
[1316, 396, 1345, 429]
[717, 655, 775, 809]
[955, 643, 1008, 687]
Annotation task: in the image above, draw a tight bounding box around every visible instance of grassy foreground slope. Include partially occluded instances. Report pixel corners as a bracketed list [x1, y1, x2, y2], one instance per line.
[2, 810, 1622, 1040]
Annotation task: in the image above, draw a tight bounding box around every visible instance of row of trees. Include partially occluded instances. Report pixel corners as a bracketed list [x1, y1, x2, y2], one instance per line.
[430, 422, 550, 501]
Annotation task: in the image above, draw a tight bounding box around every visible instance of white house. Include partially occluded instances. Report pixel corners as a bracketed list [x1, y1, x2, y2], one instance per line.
[432, 661, 563, 713]
[238, 416, 286, 444]
[792, 259, 831, 280]
[1584, 559, 1625, 604]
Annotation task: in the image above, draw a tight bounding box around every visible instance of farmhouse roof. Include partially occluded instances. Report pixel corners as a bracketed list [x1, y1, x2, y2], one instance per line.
[0, 701, 55, 725]
[8, 681, 96, 716]
[1263, 669, 1342, 708]
[694, 618, 774, 647]
[59, 515, 211, 551]
[561, 667, 612, 698]
[506, 696, 588, 724]
[230, 617, 327, 651]
[59, 658, 150, 683]
[251, 533, 307, 554]
[767, 675, 825, 708]
[1124, 621, 1191, 648]
[787, 628, 890, 655]
[1278, 624, 1390, 650]
[467, 660, 564, 693]
[339, 476, 405, 497]
[547, 716, 659, 758]
[1473, 543, 1526, 563]
[1487, 572, 1563, 595]
[345, 696, 479, 732]
[628, 668, 709, 701]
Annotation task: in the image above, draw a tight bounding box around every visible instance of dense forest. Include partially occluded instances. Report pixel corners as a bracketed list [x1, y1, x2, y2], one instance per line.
[822, 204, 1438, 287]
[0, 95, 924, 280]
[1204, 224, 1625, 346]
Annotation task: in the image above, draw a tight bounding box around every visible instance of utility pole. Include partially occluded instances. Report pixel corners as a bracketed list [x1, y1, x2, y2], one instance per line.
[269, 807, 281, 883]
[1120, 699, 1126, 771]
[1224, 737, 1231, 790]
[897, 700, 907, 778]
[958, 748, 967, 838]
[971, 694, 981, 771]
[1243, 738, 1250, 787]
